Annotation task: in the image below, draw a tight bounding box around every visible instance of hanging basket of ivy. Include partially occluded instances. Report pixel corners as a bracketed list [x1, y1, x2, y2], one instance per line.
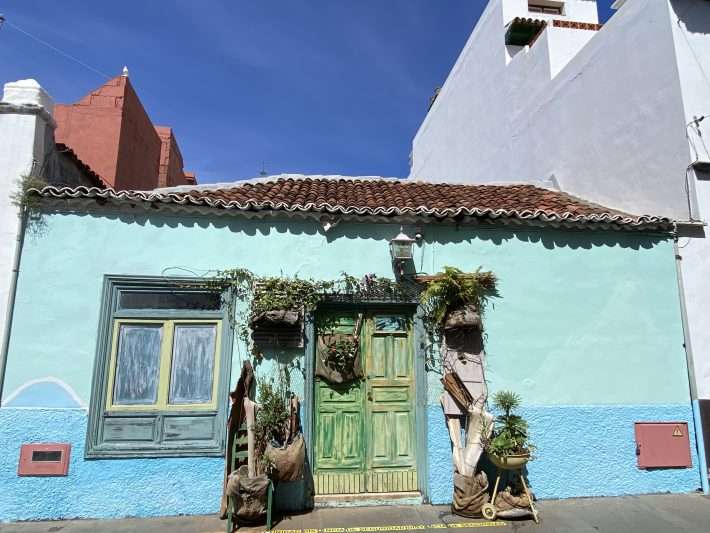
[248, 277, 330, 329]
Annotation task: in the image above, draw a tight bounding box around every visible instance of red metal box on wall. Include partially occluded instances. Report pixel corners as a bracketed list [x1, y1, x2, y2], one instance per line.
[634, 422, 691, 469]
[18, 443, 71, 476]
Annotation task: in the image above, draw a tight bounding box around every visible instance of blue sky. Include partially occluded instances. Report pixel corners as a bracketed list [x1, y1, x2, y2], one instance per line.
[1, 1, 615, 183]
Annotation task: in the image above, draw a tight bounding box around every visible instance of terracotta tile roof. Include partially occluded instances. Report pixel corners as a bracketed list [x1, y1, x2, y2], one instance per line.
[33, 175, 671, 230]
[553, 19, 603, 31]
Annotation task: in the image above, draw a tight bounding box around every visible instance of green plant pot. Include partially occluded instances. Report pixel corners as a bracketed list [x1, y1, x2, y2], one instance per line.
[488, 453, 530, 470]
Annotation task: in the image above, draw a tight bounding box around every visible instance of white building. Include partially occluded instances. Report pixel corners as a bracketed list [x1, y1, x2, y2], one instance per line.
[410, 0, 710, 492]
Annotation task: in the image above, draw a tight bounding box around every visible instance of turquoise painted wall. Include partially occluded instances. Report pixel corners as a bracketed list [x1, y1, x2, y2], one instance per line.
[0, 209, 699, 520]
[2, 211, 689, 407]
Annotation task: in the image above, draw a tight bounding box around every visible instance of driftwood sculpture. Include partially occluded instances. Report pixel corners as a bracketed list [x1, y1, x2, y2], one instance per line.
[440, 321, 494, 516]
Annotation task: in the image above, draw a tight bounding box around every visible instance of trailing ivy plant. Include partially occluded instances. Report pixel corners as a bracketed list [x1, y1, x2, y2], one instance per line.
[419, 266, 497, 333]
[207, 269, 412, 354]
[10, 174, 49, 236]
[485, 390, 534, 458]
[250, 276, 336, 320]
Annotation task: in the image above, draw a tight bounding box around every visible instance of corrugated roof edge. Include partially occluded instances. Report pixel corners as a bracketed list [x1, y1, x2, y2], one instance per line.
[28, 181, 674, 232]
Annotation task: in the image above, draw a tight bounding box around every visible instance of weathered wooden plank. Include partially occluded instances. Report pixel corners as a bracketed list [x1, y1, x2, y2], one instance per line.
[162, 416, 214, 441]
[102, 417, 155, 442]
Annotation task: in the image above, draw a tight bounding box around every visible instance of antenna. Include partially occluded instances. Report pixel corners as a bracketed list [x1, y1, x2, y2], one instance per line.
[259, 162, 268, 177]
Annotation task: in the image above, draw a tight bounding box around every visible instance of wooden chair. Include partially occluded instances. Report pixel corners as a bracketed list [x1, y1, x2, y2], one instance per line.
[226, 421, 274, 532]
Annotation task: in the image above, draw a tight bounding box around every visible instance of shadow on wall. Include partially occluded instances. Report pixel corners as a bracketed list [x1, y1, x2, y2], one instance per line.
[321, 219, 662, 251]
[67, 209, 665, 253]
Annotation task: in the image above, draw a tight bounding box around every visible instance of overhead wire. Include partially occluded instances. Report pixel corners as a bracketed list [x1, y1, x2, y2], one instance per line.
[2, 19, 111, 80]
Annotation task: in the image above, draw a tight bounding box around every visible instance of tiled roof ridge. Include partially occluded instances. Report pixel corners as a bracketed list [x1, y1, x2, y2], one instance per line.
[157, 174, 551, 194]
[30, 177, 672, 231]
[155, 174, 404, 193]
[539, 187, 631, 218]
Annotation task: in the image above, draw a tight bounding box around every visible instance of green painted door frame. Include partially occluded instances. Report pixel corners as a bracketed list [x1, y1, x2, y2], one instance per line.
[305, 304, 428, 499]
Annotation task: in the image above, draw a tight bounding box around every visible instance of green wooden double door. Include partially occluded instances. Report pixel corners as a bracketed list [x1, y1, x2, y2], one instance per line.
[314, 311, 418, 495]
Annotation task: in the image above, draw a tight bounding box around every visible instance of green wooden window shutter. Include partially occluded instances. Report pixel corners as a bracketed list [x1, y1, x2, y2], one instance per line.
[85, 276, 232, 459]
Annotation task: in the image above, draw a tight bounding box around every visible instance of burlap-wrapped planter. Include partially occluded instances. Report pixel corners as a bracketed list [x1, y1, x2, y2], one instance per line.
[265, 433, 306, 482]
[452, 471, 490, 518]
[315, 332, 363, 384]
[444, 305, 482, 330]
[226, 465, 270, 525]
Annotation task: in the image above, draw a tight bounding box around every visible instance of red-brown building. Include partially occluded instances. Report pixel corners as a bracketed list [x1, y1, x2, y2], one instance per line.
[54, 72, 195, 190]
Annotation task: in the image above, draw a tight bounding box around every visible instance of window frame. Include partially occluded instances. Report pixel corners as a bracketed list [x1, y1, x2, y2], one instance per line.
[528, 2, 564, 15]
[106, 318, 222, 412]
[86, 275, 232, 459]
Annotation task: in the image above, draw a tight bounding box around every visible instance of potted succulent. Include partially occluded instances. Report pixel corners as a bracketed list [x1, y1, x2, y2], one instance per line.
[419, 267, 497, 332]
[485, 391, 534, 468]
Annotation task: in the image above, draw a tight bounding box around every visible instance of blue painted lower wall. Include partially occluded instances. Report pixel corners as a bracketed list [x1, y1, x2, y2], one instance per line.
[1, 404, 702, 521]
[0, 408, 223, 521]
[426, 404, 702, 505]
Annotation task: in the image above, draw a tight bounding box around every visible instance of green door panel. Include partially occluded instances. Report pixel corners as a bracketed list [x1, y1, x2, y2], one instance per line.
[365, 316, 416, 473]
[314, 310, 417, 495]
[315, 381, 364, 471]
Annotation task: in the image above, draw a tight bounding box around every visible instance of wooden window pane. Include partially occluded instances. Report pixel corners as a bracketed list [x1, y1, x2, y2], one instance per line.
[114, 324, 163, 405]
[169, 325, 217, 404]
[118, 291, 221, 311]
[375, 315, 407, 332]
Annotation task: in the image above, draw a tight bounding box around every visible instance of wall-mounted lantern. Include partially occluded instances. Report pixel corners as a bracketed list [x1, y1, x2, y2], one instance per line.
[390, 227, 416, 277]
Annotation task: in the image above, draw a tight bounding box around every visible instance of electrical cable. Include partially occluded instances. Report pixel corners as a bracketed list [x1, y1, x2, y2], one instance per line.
[4, 19, 111, 80]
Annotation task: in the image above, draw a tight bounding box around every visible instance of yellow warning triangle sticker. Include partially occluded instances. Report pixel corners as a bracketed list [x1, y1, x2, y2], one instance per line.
[673, 425, 684, 437]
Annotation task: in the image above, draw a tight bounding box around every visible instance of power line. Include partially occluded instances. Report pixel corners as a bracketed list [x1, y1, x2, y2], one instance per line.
[3, 18, 111, 80]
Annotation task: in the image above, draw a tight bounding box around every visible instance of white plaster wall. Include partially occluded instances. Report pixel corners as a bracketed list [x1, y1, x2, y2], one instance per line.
[546, 25, 597, 78]
[0, 81, 54, 379]
[668, 0, 710, 400]
[0, 114, 35, 344]
[680, 180, 710, 400]
[411, 0, 691, 220]
[412, 0, 513, 186]
[501, 0, 599, 25]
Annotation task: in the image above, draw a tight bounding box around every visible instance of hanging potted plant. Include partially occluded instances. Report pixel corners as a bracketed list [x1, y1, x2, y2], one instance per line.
[485, 391, 534, 468]
[419, 267, 497, 332]
[323, 336, 359, 375]
[249, 277, 323, 329]
[315, 313, 364, 385]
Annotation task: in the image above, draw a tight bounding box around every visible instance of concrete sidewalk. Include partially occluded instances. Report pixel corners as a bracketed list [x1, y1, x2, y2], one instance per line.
[1, 493, 710, 533]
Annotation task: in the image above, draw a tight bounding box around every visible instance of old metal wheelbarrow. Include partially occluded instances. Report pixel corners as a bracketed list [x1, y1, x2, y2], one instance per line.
[480, 453, 539, 523]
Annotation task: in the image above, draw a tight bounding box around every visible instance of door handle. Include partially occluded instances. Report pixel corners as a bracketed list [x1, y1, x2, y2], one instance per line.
[367, 391, 373, 402]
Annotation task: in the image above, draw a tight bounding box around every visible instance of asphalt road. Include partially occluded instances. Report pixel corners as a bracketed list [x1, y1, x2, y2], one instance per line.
[2, 493, 710, 533]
